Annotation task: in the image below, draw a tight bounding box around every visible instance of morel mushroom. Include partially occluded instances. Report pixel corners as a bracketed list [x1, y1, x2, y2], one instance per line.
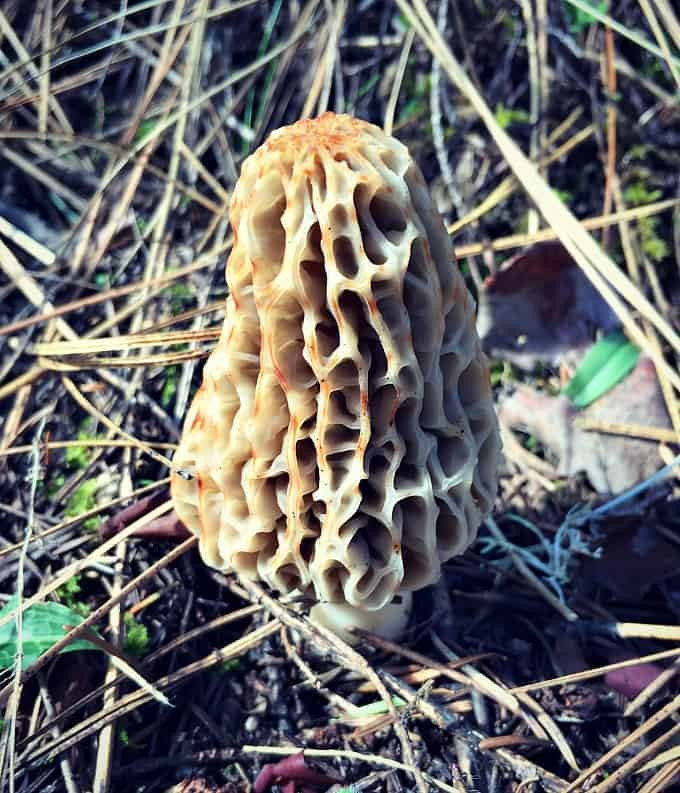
[171, 113, 501, 639]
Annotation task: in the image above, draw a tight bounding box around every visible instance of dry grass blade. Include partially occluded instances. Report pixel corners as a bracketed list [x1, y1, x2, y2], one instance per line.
[430, 632, 578, 771]
[564, 694, 680, 791]
[60, 376, 177, 470]
[653, 0, 680, 51]
[32, 328, 222, 356]
[20, 621, 279, 770]
[588, 722, 680, 792]
[0, 240, 231, 338]
[575, 418, 679, 444]
[0, 439, 176, 457]
[448, 122, 595, 235]
[638, 0, 680, 90]
[637, 757, 680, 793]
[398, 0, 680, 393]
[624, 657, 680, 716]
[241, 746, 459, 793]
[2, 532, 197, 712]
[0, 478, 170, 559]
[37, 349, 212, 370]
[17, 604, 263, 755]
[453, 198, 680, 258]
[564, 0, 680, 68]
[1, 3, 679, 790]
[231, 576, 429, 793]
[511, 647, 680, 693]
[384, 29, 415, 136]
[0, 500, 174, 636]
[0, 215, 55, 265]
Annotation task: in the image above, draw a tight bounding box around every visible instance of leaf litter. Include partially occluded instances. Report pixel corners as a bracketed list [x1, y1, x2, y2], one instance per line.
[0, 2, 679, 792]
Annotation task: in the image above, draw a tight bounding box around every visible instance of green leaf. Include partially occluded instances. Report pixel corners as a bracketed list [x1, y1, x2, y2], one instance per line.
[0, 596, 98, 671]
[563, 332, 639, 408]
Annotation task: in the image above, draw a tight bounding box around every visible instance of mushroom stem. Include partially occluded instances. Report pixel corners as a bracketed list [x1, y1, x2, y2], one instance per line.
[309, 592, 413, 645]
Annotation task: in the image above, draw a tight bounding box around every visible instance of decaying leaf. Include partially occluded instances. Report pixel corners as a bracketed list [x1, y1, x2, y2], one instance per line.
[498, 357, 671, 493]
[605, 662, 664, 700]
[253, 752, 340, 793]
[580, 522, 680, 599]
[477, 241, 619, 370]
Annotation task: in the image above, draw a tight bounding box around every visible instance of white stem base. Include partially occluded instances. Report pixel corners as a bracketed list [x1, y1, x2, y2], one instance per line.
[309, 592, 413, 645]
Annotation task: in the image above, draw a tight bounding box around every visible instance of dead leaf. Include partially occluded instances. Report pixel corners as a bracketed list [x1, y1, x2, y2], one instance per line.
[100, 494, 191, 541]
[605, 663, 664, 699]
[498, 357, 671, 493]
[580, 522, 680, 599]
[253, 752, 340, 793]
[477, 241, 619, 370]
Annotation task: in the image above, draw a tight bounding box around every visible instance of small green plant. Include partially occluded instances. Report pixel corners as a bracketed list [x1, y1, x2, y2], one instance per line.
[494, 103, 530, 130]
[56, 576, 90, 618]
[623, 182, 661, 207]
[163, 282, 193, 315]
[124, 613, 149, 657]
[119, 728, 130, 747]
[134, 118, 159, 145]
[489, 359, 516, 388]
[219, 658, 242, 674]
[554, 189, 573, 205]
[564, 0, 608, 35]
[65, 417, 102, 471]
[623, 182, 669, 262]
[65, 480, 101, 532]
[45, 473, 65, 497]
[161, 365, 178, 407]
[0, 596, 98, 670]
[396, 61, 430, 125]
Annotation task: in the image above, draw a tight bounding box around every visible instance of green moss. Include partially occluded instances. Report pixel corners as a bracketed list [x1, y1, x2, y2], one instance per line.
[623, 182, 669, 262]
[124, 613, 149, 657]
[56, 575, 90, 617]
[163, 282, 193, 315]
[161, 365, 178, 407]
[64, 480, 101, 532]
[65, 418, 102, 471]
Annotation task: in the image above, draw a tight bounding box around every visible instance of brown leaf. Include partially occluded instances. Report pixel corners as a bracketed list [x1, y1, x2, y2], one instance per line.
[253, 752, 340, 793]
[605, 663, 664, 699]
[100, 494, 191, 541]
[580, 522, 680, 598]
[477, 241, 619, 370]
[498, 356, 671, 493]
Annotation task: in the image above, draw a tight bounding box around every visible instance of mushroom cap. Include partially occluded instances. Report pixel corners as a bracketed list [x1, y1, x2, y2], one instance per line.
[171, 112, 501, 617]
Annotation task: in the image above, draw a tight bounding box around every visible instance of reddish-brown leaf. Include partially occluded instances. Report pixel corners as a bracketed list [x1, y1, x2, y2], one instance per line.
[253, 752, 340, 793]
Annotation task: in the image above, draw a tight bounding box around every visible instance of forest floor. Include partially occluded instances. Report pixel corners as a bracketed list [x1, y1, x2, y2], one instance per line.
[1, 1, 680, 791]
